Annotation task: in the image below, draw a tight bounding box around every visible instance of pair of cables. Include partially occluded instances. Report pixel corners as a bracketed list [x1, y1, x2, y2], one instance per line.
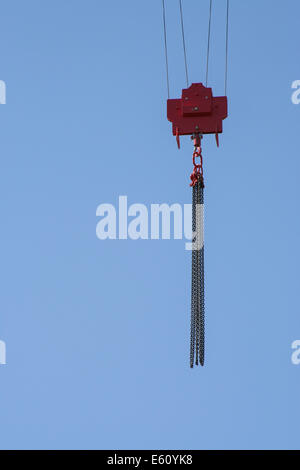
[162, 0, 230, 97]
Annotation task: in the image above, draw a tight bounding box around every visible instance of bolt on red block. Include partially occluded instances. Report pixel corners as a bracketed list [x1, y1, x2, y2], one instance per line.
[167, 83, 228, 148]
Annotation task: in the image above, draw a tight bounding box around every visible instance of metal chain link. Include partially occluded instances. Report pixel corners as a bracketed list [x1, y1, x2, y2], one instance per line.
[190, 179, 205, 368]
[198, 185, 205, 366]
[190, 183, 197, 368]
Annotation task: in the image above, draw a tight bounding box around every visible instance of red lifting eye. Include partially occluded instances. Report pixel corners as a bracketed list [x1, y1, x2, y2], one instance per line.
[167, 83, 228, 149]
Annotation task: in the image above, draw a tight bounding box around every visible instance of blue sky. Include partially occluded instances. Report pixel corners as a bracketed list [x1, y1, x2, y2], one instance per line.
[0, 0, 299, 450]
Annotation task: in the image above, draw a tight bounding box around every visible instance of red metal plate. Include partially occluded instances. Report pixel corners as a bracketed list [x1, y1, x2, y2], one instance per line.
[167, 83, 227, 137]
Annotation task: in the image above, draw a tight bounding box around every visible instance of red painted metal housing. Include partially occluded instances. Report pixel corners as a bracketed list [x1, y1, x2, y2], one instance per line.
[167, 83, 228, 147]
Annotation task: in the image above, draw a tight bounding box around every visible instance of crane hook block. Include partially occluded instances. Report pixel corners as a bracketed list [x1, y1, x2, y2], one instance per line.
[167, 83, 227, 149]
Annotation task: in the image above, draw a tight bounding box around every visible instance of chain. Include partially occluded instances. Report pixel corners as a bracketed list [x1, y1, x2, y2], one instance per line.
[190, 184, 197, 368]
[190, 134, 204, 188]
[198, 185, 205, 367]
[190, 136, 205, 368]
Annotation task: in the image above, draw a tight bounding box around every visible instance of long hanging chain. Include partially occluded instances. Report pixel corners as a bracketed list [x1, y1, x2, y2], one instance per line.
[190, 135, 205, 367]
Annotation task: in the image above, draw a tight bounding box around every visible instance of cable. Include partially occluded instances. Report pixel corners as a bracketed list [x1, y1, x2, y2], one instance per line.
[205, 0, 213, 87]
[225, 0, 229, 95]
[162, 0, 170, 99]
[179, 0, 189, 88]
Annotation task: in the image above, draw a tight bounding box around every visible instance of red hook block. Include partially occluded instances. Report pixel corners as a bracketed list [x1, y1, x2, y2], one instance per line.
[167, 83, 227, 148]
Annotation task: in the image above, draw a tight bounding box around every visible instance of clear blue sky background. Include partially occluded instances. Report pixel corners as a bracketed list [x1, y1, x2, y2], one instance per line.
[0, 0, 299, 450]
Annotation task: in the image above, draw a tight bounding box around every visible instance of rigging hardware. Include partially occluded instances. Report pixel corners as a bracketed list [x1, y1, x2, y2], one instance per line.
[162, 0, 230, 367]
